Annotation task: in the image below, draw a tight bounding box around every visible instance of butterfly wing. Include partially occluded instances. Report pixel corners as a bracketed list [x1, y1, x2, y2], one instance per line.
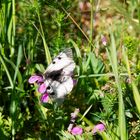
[43, 48, 75, 101]
[44, 48, 75, 76]
[50, 76, 74, 99]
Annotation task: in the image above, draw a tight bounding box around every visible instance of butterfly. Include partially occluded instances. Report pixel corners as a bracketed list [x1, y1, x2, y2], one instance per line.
[43, 48, 75, 101]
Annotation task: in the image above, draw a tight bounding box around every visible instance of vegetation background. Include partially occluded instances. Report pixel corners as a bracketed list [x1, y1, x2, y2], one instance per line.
[0, 0, 140, 139]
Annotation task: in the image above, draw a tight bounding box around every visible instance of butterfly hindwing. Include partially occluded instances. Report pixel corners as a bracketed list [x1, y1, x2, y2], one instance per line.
[46, 76, 73, 99]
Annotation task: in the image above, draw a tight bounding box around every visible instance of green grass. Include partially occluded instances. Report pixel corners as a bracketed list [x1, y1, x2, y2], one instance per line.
[0, 0, 140, 139]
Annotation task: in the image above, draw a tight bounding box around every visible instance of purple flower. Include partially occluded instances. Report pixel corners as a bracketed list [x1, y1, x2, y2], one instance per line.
[101, 35, 107, 46]
[92, 123, 105, 134]
[71, 108, 79, 119]
[68, 123, 74, 132]
[38, 83, 47, 94]
[41, 93, 49, 103]
[67, 108, 80, 132]
[71, 126, 83, 135]
[73, 79, 77, 86]
[28, 75, 43, 84]
[29, 74, 50, 102]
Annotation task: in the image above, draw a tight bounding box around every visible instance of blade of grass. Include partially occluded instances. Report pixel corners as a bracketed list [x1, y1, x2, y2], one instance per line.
[89, 0, 94, 50]
[80, 105, 93, 121]
[67, 39, 82, 58]
[33, 0, 51, 65]
[38, 15, 52, 65]
[136, 0, 140, 26]
[3, 56, 23, 89]
[89, 0, 100, 51]
[7, 0, 15, 58]
[12, 0, 15, 46]
[106, 31, 127, 140]
[122, 46, 140, 113]
[13, 45, 22, 83]
[10, 46, 23, 140]
[2, 1, 16, 139]
[33, 93, 47, 120]
[84, 53, 91, 73]
[77, 73, 129, 78]
[132, 82, 140, 113]
[0, 55, 13, 88]
[61, 6, 94, 49]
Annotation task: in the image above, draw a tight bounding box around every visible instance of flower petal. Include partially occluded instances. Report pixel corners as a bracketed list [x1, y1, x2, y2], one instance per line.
[73, 79, 77, 86]
[28, 75, 43, 84]
[71, 126, 83, 135]
[41, 93, 49, 103]
[38, 83, 47, 93]
[71, 108, 79, 119]
[67, 123, 74, 132]
[92, 123, 105, 134]
[101, 35, 107, 46]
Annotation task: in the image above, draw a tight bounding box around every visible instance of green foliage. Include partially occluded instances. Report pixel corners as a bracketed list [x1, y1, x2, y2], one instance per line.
[0, 0, 140, 139]
[124, 36, 139, 59]
[101, 93, 117, 119]
[0, 110, 11, 139]
[58, 131, 93, 140]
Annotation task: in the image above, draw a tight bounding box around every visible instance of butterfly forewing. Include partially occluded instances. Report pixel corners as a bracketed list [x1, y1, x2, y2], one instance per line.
[44, 48, 75, 73]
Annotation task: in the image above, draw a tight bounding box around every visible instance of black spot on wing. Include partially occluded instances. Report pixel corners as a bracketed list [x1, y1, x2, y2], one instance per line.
[58, 56, 61, 59]
[52, 61, 56, 64]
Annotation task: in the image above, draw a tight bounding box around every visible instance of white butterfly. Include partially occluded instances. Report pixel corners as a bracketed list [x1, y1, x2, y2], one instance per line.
[43, 48, 75, 101]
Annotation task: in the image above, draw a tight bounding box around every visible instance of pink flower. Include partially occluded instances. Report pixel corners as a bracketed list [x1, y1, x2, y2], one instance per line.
[71, 126, 83, 135]
[28, 75, 47, 94]
[92, 123, 105, 134]
[101, 35, 107, 46]
[67, 123, 74, 132]
[28, 75, 43, 84]
[73, 79, 77, 86]
[41, 93, 49, 103]
[68, 108, 80, 132]
[38, 83, 47, 94]
[71, 108, 79, 119]
[29, 75, 50, 102]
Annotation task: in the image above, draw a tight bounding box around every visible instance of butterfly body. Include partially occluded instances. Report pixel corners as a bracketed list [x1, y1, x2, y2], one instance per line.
[45, 69, 63, 82]
[44, 48, 75, 100]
